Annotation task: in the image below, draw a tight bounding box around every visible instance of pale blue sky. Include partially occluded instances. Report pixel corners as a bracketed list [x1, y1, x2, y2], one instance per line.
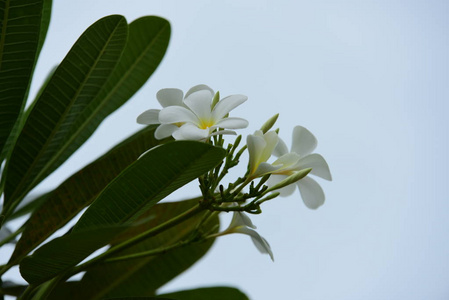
[3, 1, 448, 299]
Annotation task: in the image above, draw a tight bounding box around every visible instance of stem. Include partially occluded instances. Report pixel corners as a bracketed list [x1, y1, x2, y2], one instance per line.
[104, 239, 189, 263]
[0, 224, 24, 247]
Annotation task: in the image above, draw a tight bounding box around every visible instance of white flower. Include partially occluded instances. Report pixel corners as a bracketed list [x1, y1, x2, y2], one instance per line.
[268, 126, 332, 209]
[158, 87, 248, 141]
[246, 130, 300, 178]
[137, 84, 214, 139]
[219, 211, 274, 261]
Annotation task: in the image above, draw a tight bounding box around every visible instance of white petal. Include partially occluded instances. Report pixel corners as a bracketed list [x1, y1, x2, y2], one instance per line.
[209, 130, 237, 137]
[247, 134, 267, 174]
[253, 162, 282, 177]
[185, 84, 214, 99]
[136, 109, 160, 125]
[296, 154, 332, 181]
[272, 153, 301, 169]
[260, 131, 279, 163]
[228, 212, 257, 229]
[297, 177, 325, 209]
[212, 94, 248, 120]
[273, 138, 289, 157]
[267, 174, 296, 197]
[291, 126, 317, 157]
[184, 90, 213, 120]
[215, 117, 249, 129]
[233, 226, 274, 261]
[172, 123, 209, 141]
[159, 106, 198, 124]
[155, 124, 178, 139]
[156, 88, 184, 107]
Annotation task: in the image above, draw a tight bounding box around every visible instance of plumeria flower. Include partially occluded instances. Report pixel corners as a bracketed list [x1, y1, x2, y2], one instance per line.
[157, 87, 249, 141]
[215, 210, 274, 261]
[268, 126, 332, 209]
[247, 130, 301, 178]
[137, 84, 214, 140]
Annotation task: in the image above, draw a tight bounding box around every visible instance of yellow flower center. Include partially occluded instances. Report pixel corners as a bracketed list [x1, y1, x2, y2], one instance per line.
[199, 119, 214, 129]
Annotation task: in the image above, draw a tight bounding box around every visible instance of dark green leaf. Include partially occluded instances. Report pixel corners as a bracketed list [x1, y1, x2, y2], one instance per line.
[157, 287, 250, 300]
[3, 15, 128, 211]
[20, 225, 129, 285]
[9, 126, 165, 265]
[72, 141, 225, 232]
[62, 16, 170, 167]
[20, 142, 224, 285]
[0, 0, 46, 157]
[48, 200, 218, 300]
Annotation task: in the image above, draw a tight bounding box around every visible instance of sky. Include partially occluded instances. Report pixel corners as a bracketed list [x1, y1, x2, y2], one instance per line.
[3, 0, 449, 299]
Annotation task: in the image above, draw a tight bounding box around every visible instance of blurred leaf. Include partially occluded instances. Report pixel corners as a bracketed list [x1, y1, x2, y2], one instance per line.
[72, 141, 225, 232]
[157, 287, 250, 300]
[0, 0, 47, 157]
[9, 125, 165, 264]
[20, 142, 225, 285]
[3, 15, 128, 212]
[48, 200, 219, 299]
[0, 280, 26, 297]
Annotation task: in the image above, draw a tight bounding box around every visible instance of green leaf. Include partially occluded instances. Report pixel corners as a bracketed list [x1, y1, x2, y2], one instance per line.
[3, 15, 128, 212]
[157, 287, 250, 300]
[0, 0, 46, 157]
[20, 142, 225, 285]
[72, 141, 225, 232]
[9, 126, 165, 265]
[48, 200, 219, 299]
[66, 16, 170, 159]
[20, 225, 130, 285]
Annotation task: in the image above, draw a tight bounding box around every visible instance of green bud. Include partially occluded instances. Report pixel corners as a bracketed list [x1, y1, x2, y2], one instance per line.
[211, 91, 220, 109]
[265, 168, 312, 193]
[260, 113, 279, 133]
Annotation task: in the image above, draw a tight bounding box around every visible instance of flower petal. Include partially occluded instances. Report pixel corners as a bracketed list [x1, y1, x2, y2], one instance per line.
[184, 90, 213, 121]
[228, 211, 257, 229]
[260, 131, 279, 163]
[273, 137, 289, 157]
[209, 130, 237, 137]
[247, 133, 267, 174]
[185, 84, 214, 99]
[159, 106, 198, 124]
[233, 226, 274, 261]
[253, 162, 282, 177]
[267, 174, 296, 197]
[296, 154, 332, 181]
[272, 153, 301, 169]
[156, 88, 184, 107]
[297, 177, 325, 209]
[212, 94, 248, 120]
[154, 124, 178, 139]
[291, 126, 317, 157]
[172, 123, 209, 141]
[136, 109, 160, 125]
[215, 117, 249, 129]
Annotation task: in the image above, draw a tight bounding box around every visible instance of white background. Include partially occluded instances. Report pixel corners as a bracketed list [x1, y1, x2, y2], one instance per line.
[3, 0, 449, 299]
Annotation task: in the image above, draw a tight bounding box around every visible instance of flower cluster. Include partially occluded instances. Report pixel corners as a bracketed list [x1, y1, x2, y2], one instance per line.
[137, 84, 332, 260]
